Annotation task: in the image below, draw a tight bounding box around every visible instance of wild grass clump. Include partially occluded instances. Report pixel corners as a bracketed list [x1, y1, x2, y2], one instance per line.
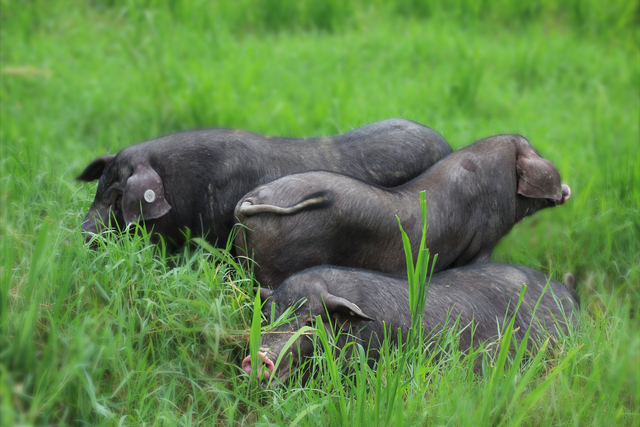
[1, 223, 256, 424]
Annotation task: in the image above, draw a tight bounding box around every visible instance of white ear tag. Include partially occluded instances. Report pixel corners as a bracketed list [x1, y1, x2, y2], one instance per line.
[144, 189, 156, 203]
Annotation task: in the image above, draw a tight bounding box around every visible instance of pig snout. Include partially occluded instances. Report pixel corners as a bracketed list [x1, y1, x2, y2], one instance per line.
[80, 212, 98, 233]
[242, 352, 275, 378]
[560, 184, 571, 205]
[80, 213, 101, 245]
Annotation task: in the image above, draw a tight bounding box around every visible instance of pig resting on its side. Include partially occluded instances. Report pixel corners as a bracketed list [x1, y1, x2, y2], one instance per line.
[235, 135, 571, 288]
[77, 119, 452, 247]
[242, 263, 579, 384]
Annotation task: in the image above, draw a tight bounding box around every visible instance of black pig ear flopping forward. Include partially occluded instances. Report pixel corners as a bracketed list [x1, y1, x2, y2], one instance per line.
[322, 293, 375, 327]
[122, 165, 171, 224]
[515, 145, 563, 201]
[76, 154, 116, 181]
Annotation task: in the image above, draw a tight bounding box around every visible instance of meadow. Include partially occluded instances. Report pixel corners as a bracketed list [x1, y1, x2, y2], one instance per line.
[1, 1, 639, 425]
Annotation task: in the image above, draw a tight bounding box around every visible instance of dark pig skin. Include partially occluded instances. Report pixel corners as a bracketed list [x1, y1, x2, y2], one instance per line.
[77, 119, 452, 247]
[235, 134, 571, 288]
[241, 263, 579, 384]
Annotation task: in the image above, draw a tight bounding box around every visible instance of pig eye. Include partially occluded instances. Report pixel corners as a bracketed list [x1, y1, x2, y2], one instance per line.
[305, 319, 315, 328]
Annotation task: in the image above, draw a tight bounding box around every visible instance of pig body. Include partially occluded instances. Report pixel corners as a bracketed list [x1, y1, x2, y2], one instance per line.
[77, 119, 452, 247]
[242, 263, 579, 383]
[235, 135, 571, 288]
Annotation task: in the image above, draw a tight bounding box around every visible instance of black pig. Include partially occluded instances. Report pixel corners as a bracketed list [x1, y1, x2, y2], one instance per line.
[235, 135, 571, 288]
[241, 263, 579, 383]
[77, 119, 452, 247]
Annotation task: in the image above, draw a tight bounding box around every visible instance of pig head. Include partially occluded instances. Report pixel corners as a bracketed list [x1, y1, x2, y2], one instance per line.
[241, 274, 375, 384]
[512, 139, 571, 220]
[77, 151, 176, 243]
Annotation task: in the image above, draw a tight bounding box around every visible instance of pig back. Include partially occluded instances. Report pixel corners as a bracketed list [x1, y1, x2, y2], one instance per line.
[423, 263, 578, 349]
[329, 118, 452, 187]
[320, 263, 578, 352]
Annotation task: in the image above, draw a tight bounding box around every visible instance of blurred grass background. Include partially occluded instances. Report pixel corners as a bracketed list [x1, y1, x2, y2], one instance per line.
[1, 0, 639, 425]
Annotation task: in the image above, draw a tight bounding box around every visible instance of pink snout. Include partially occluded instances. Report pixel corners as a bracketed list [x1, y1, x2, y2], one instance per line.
[560, 184, 571, 205]
[242, 351, 275, 378]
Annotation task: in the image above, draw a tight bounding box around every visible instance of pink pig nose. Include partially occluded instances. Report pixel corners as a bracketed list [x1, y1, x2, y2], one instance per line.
[242, 351, 275, 378]
[560, 184, 571, 205]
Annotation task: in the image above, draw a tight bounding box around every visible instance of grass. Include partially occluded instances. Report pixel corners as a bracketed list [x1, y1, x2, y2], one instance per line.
[1, 0, 639, 425]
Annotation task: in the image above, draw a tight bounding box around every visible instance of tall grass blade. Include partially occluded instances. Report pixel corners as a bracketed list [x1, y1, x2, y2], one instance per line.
[505, 344, 582, 426]
[481, 283, 527, 423]
[268, 324, 315, 386]
[397, 191, 435, 346]
[315, 317, 348, 421]
[249, 289, 262, 377]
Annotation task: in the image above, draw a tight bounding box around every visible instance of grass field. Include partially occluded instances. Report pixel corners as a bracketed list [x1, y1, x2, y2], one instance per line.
[1, 1, 639, 425]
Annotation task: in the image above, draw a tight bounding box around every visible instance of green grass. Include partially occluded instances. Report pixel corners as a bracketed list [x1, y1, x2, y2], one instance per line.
[1, 1, 639, 425]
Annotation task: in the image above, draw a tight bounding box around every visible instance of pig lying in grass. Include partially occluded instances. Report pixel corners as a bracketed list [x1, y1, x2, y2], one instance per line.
[77, 119, 452, 247]
[235, 135, 571, 288]
[242, 263, 579, 384]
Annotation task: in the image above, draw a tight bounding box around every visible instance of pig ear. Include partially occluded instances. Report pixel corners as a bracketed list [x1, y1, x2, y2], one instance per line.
[516, 152, 563, 201]
[122, 165, 172, 223]
[254, 287, 274, 301]
[77, 154, 116, 181]
[322, 293, 375, 326]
